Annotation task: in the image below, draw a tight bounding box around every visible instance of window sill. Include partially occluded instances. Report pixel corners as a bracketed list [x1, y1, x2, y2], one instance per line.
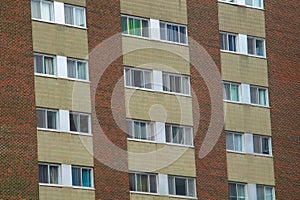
[130, 191, 159, 196]
[72, 186, 95, 190]
[165, 142, 194, 148]
[127, 138, 157, 144]
[226, 150, 246, 155]
[37, 128, 60, 133]
[220, 50, 266, 59]
[168, 194, 197, 199]
[224, 100, 270, 109]
[69, 131, 93, 137]
[227, 151, 273, 158]
[127, 138, 194, 148]
[39, 183, 63, 188]
[218, 1, 264, 10]
[32, 18, 87, 30]
[125, 86, 192, 98]
[35, 74, 90, 83]
[253, 153, 273, 158]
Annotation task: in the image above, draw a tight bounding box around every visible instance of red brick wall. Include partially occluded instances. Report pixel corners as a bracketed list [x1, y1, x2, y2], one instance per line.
[0, 0, 39, 199]
[86, 1, 130, 199]
[265, 1, 300, 199]
[187, 0, 229, 199]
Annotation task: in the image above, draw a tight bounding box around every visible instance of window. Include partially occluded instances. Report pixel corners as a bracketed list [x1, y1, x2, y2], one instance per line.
[220, 32, 237, 52]
[69, 112, 90, 134]
[257, 185, 274, 200]
[247, 37, 265, 56]
[245, 0, 263, 8]
[38, 163, 60, 184]
[34, 54, 56, 76]
[121, 15, 149, 37]
[223, 82, 240, 102]
[253, 135, 271, 155]
[67, 59, 88, 80]
[124, 67, 152, 89]
[165, 124, 193, 146]
[126, 119, 155, 141]
[226, 132, 243, 152]
[64, 4, 86, 27]
[168, 176, 196, 197]
[228, 183, 246, 200]
[31, 0, 54, 21]
[160, 22, 187, 44]
[36, 108, 58, 130]
[129, 172, 157, 193]
[250, 86, 268, 106]
[163, 73, 190, 95]
[72, 166, 93, 187]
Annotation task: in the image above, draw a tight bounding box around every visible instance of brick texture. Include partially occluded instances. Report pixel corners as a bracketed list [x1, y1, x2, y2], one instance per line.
[0, 0, 39, 199]
[187, 0, 229, 199]
[265, 1, 300, 199]
[86, 0, 130, 200]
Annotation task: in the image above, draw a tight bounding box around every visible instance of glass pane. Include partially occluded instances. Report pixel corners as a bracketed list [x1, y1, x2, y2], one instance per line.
[167, 24, 179, 42]
[234, 134, 243, 151]
[175, 177, 187, 196]
[128, 18, 134, 35]
[223, 83, 231, 100]
[262, 138, 270, 154]
[49, 165, 58, 184]
[34, 55, 43, 73]
[162, 74, 169, 91]
[185, 127, 193, 146]
[148, 123, 155, 141]
[168, 177, 175, 195]
[188, 179, 195, 197]
[237, 184, 245, 199]
[133, 19, 141, 36]
[75, 7, 85, 27]
[229, 183, 237, 199]
[70, 113, 78, 132]
[220, 33, 227, 50]
[72, 167, 81, 186]
[80, 115, 89, 133]
[144, 71, 152, 89]
[134, 122, 141, 139]
[67, 60, 76, 78]
[44, 56, 54, 75]
[178, 127, 184, 144]
[64, 5, 73, 25]
[160, 22, 166, 40]
[136, 174, 141, 191]
[259, 88, 266, 105]
[142, 20, 149, 37]
[226, 133, 234, 150]
[41, 1, 52, 21]
[77, 62, 87, 80]
[149, 175, 157, 193]
[250, 87, 258, 104]
[231, 84, 239, 101]
[140, 122, 147, 140]
[172, 126, 179, 143]
[36, 109, 46, 128]
[245, 0, 253, 6]
[31, 0, 41, 19]
[183, 77, 190, 95]
[256, 39, 264, 56]
[47, 110, 57, 129]
[256, 185, 264, 200]
[38, 164, 49, 183]
[228, 35, 236, 52]
[254, 0, 262, 8]
[175, 76, 181, 93]
[133, 70, 143, 88]
[129, 173, 136, 191]
[140, 174, 148, 192]
[248, 37, 255, 54]
[179, 26, 186, 44]
[169, 76, 176, 92]
[253, 135, 261, 153]
[265, 187, 273, 200]
[126, 120, 133, 138]
[165, 125, 171, 143]
[82, 169, 91, 187]
[124, 68, 131, 86]
[121, 16, 128, 34]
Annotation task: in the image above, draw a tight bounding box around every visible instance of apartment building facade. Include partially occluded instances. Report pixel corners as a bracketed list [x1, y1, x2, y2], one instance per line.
[1, 0, 299, 199]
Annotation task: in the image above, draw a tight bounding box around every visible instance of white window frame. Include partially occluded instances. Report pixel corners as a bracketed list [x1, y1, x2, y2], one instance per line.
[245, 0, 264, 9]
[168, 175, 196, 198]
[162, 72, 190, 95]
[226, 131, 244, 152]
[247, 36, 266, 57]
[69, 112, 91, 135]
[220, 32, 238, 52]
[36, 108, 59, 131]
[228, 182, 247, 200]
[124, 67, 153, 90]
[64, 4, 86, 28]
[126, 119, 155, 142]
[160, 21, 188, 44]
[34, 53, 56, 77]
[71, 166, 93, 188]
[223, 81, 241, 102]
[129, 172, 158, 194]
[165, 124, 193, 147]
[38, 163, 61, 185]
[121, 15, 150, 38]
[67, 58, 89, 81]
[256, 185, 275, 200]
[31, 0, 54, 22]
[250, 85, 269, 106]
[253, 135, 272, 156]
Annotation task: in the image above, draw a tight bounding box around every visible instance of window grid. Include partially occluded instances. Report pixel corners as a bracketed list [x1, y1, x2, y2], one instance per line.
[126, 119, 155, 141]
[67, 58, 88, 81]
[165, 124, 193, 146]
[31, 0, 54, 22]
[129, 172, 157, 194]
[64, 4, 86, 27]
[220, 32, 237, 52]
[69, 112, 91, 134]
[36, 108, 58, 130]
[223, 82, 240, 102]
[160, 22, 188, 44]
[257, 185, 274, 200]
[124, 67, 153, 89]
[38, 163, 60, 185]
[121, 15, 149, 38]
[72, 166, 93, 188]
[229, 182, 246, 200]
[253, 135, 271, 155]
[168, 176, 196, 197]
[226, 132, 243, 152]
[245, 0, 263, 8]
[34, 53, 56, 76]
[162, 72, 190, 95]
[250, 86, 268, 106]
[247, 36, 265, 56]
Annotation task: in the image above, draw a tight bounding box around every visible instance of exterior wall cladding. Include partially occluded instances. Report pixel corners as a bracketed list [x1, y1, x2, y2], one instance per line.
[0, 0, 299, 200]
